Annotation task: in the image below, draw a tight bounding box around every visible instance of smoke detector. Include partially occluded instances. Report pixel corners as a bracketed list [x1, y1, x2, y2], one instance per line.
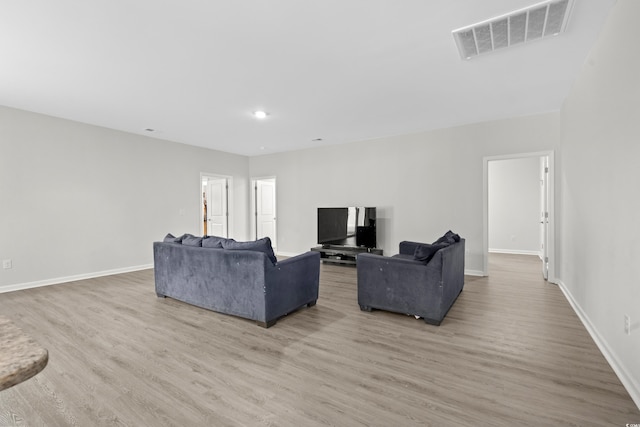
[452, 0, 574, 60]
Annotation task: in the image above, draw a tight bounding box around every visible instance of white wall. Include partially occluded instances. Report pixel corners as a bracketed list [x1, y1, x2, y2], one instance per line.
[488, 157, 541, 254]
[250, 113, 560, 275]
[558, 0, 640, 406]
[0, 106, 250, 291]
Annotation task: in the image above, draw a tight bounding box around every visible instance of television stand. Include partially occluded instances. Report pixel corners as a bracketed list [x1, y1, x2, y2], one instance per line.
[311, 245, 383, 266]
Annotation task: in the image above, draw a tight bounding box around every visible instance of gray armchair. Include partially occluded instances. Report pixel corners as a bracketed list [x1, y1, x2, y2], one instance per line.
[357, 239, 465, 325]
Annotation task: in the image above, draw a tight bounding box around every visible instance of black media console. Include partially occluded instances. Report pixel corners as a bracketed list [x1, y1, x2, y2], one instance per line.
[311, 245, 383, 266]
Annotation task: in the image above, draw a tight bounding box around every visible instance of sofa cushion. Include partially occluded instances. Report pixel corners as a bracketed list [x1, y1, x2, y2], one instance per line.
[182, 234, 203, 247]
[222, 237, 277, 264]
[202, 235, 231, 248]
[163, 233, 184, 243]
[433, 230, 460, 245]
[414, 242, 449, 264]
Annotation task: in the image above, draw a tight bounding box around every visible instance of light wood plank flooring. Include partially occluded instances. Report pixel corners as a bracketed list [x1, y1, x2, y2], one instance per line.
[1, 254, 638, 426]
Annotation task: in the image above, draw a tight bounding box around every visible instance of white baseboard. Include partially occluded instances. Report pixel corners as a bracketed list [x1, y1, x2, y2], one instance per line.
[488, 248, 541, 256]
[464, 269, 485, 277]
[0, 264, 154, 294]
[556, 279, 640, 410]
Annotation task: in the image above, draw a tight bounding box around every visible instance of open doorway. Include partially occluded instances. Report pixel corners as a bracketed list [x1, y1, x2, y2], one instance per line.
[201, 173, 232, 238]
[251, 177, 277, 253]
[483, 151, 554, 281]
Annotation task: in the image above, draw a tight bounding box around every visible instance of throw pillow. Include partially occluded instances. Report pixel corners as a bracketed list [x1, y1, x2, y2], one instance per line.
[414, 242, 449, 264]
[202, 235, 231, 248]
[433, 230, 460, 245]
[221, 237, 277, 264]
[182, 234, 203, 247]
[163, 233, 184, 243]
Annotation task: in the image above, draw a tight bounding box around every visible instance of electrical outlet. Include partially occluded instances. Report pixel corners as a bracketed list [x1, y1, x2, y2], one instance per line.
[2, 259, 12, 269]
[624, 315, 631, 335]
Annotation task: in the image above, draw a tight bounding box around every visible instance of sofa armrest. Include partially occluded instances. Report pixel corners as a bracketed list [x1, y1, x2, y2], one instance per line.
[274, 251, 320, 269]
[264, 251, 321, 320]
[399, 241, 424, 256]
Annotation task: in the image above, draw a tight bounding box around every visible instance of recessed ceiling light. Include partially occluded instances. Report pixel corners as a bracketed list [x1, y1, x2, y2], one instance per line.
[253, 111, 268, 119]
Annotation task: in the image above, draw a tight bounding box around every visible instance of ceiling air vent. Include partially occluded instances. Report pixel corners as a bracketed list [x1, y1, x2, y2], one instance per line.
[452, 0, 573, 60]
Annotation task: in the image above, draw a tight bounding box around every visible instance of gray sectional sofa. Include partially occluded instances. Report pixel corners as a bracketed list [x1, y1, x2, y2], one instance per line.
[357, 232, 465, 325]
[153, 234, 320, 327]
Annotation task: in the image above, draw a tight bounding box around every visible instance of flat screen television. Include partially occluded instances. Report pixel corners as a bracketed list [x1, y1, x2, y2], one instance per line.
[317, 207, 377, 248]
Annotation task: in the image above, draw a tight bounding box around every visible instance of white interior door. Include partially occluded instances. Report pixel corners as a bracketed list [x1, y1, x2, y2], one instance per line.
[256, 179, 276, 251]
[483, 151, 555, 280]
[205, 177, 228, 237]
[540, 156, 549, 280]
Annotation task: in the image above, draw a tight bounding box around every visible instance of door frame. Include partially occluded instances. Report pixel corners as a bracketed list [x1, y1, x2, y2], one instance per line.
[540, 155, 550, 280]
[200, 172, 233, 238]
[250, 176, 277, 249]
[482, 151, 555, 282]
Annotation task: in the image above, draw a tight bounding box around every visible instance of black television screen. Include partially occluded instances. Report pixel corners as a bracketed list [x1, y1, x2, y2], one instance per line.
[317, 207, 377, 248]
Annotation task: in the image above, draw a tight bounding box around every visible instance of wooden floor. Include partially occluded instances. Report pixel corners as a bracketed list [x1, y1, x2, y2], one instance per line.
[0, 254, 638, 426]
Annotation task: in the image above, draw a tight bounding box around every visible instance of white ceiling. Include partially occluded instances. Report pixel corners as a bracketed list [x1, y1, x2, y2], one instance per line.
[0, 0, 615, 156]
